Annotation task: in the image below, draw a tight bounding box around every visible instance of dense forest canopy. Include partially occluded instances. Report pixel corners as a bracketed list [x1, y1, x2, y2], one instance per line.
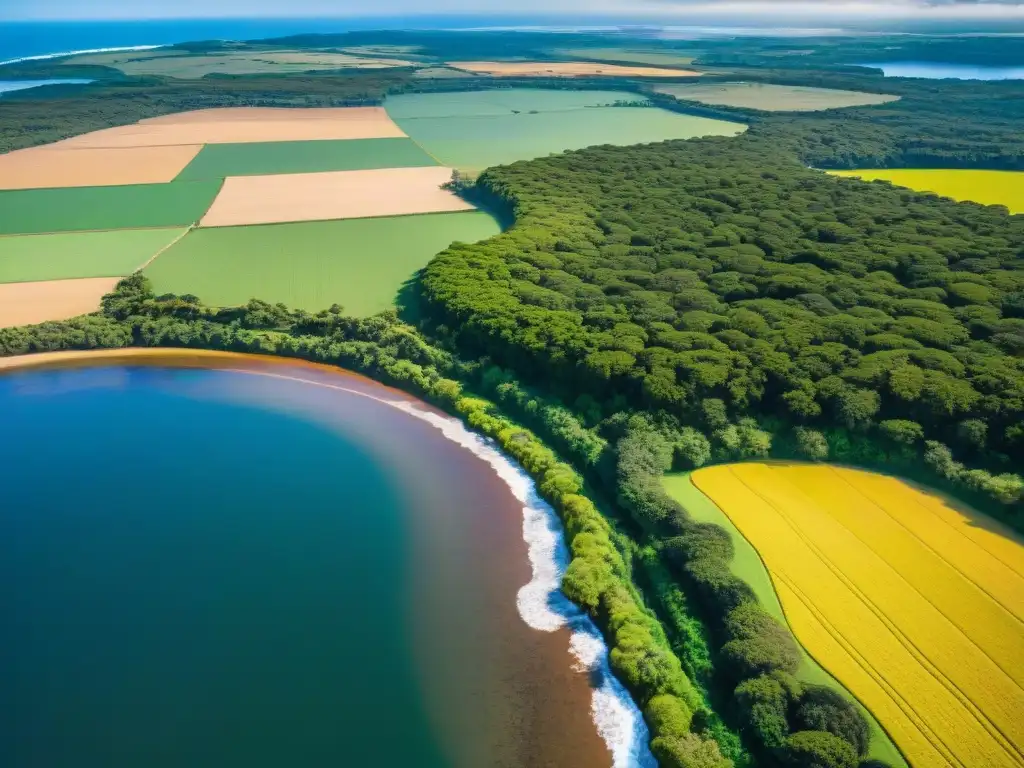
[423, 138, 1024, 501]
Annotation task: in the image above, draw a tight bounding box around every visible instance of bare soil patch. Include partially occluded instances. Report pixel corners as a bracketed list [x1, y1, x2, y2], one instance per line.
[52, 107, 405, 148]
[200, 166, 473, 227]
[0, 145, 203, 189]
[0, 277, 119, 328]
[447, 61, 701, 78]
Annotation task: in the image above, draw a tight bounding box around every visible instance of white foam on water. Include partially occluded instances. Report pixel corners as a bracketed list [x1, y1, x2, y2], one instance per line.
[387, 400, 657, 768]
[0, 45, 163, 68]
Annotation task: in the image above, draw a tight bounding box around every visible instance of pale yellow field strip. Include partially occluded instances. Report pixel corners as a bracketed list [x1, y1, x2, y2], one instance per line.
[199, 166, 473, 227]
[693, 464, 1024, 768]
[48, 107, 406, 148]
[0, 144, 203, 190]
[0, 277, 118, 328]
[446, 60, 701, 78]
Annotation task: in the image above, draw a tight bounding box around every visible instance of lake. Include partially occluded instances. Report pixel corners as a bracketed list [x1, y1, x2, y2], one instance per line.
[860, 62, 1024, 80]
[0, 352, 654, 768]
[386, 89, 746, 172]
[0, 79, 92, 96]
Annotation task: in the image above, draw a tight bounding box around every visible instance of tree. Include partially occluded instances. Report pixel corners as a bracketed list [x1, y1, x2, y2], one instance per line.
[795, 686, 870, 756]
[783, 731, 858, 768]
[794, 427, 829, 461]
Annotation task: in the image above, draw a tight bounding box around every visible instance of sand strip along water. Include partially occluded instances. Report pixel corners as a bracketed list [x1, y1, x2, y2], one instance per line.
[447, 61, 701, 78]
[47, 107, 406, 148]
[0, 348, 657, 767]
[0, 277, 119, 328]
[0, 144, 204, 190]
[199, 166, 473, 227]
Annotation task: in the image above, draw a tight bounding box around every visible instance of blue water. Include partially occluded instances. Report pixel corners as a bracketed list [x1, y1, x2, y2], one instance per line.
[1, 17, 616, 64]
[0, 360, 613, 768]
[0, 78, 92, 96]
[861, 61, 1024, 80]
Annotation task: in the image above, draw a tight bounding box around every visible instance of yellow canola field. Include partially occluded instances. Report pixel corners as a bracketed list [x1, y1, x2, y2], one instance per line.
[692, 463, 1024, 768]
[830, 169, 1024, 214]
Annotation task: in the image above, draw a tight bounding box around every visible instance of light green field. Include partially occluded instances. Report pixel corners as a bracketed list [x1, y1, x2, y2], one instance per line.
[656, 82, 899, 112]
[386, 89, 745, 172]
[830, 169, 1024, 213]
[66, 50, 416, 78]
[551, 47, 697, 67]
[0, 228, 186, 283]
[144, 212, 501, 315]
[0, 181, 222, 236]
[175, 138, 438, 181]
[662, 473, 908, 768]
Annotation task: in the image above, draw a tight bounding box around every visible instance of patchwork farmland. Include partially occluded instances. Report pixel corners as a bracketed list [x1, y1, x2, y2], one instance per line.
[0, 105, 482, 327]
[689, 463, 1024, 768]
[655, 82, 899, 111]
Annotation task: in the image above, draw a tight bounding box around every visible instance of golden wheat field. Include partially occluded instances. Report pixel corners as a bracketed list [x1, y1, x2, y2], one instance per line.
[692, 463, 1024, 768]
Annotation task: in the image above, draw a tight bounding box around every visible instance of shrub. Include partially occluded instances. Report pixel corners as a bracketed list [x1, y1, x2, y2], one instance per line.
[795, 685, 870, 757]
[646, 693, 694, 738]
[782, 730, 858, 768]
[735, 674, 790, 749]
[794, 427, 830, 461]
[651, 732, 732, 768]
[721, 603, 801, 678]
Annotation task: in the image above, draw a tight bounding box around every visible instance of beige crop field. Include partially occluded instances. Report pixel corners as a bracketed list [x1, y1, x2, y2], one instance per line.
[199, 166, 472, 227]
[550, 47, 697, 67]
[655, 82, 899, 111]
[53, 107, 405, 148]
[0, 144, 203, 189]
[447, 61, 701, 78]
[0, 277, 119, 328]
[693, 463, 1024, 768]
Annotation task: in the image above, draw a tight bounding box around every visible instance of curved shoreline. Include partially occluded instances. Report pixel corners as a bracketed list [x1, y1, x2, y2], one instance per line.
[1, 348, 655, 767]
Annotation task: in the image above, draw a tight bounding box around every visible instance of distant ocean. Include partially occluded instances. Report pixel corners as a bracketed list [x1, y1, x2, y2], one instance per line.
[0, 17, 646, 65]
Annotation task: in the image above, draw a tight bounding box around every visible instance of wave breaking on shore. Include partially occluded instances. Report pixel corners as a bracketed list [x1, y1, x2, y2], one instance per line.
[390, 401, 658, 768]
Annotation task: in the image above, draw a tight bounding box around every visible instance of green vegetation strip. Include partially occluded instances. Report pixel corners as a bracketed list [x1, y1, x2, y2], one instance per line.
[662, 473, 909, 768]
[0, 228, 187, 283]
[0, 182, 222, 236]
[174, 138, 437, 181]
[144, 212, 500, 315]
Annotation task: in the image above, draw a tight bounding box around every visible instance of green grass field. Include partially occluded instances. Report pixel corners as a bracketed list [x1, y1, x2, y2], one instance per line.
[0, 228, 187, 283]
[662, 472, 908, 768]
[386, 89, 745, 172]
[655, 82, 898, 112]
[144, 211, 501, 315]
[0, 181, 222, 235]
[65, 51, 415, 78]
[174, 138, 438, 181]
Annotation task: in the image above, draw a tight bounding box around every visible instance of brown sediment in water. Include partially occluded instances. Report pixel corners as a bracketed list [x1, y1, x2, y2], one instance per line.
[0, 348, 613, 767]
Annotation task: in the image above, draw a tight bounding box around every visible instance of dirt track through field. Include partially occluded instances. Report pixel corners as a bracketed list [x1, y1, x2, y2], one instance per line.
[51, 107, 406, 148]
[0, 277, 118, 328]
[447, 61, 701, 78]
[0, 145, 204, 190]
[199, 166, 473, 227]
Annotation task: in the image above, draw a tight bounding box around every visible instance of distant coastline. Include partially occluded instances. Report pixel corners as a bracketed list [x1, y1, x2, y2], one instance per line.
[0, 45, 161, 68]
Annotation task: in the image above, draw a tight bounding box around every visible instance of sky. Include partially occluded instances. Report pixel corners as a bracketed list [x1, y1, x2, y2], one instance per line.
[5, 0, 1024, 22]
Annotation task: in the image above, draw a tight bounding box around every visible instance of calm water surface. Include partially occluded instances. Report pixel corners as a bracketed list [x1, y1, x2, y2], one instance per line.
[861, 61, 1024, 80]
[0, 358, 610, 768]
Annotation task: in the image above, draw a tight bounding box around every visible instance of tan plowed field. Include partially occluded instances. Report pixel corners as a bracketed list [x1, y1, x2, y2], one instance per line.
[199, 166, 473, 227]
[52, 107, 406, 148]
[447, 61, 701, 78]
[0, 145, 204, 190]
[0, 277, 119, 328]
